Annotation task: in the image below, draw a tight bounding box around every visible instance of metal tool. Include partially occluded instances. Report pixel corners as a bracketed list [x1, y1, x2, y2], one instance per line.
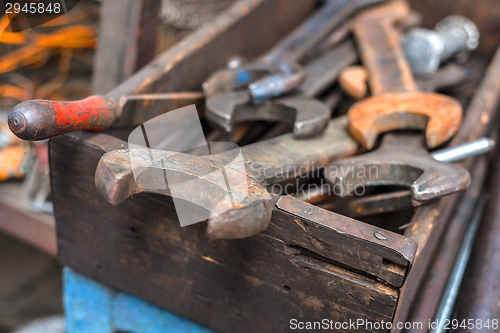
[325, 0, 470, 204]
[402, 15, 479, 76]
[8, 92, 204, 141]
[297, 137, 494, 216]
[430, 192, 486, 333]
[206, 41, 357, 139]
[204, 0, 382, 138]
[203, 0, 382, 99]
[95, 116, 359, 239]
[339, 63, 468, 99]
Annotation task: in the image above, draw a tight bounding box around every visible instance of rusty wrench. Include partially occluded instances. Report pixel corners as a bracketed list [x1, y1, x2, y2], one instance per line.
[95, 116, 359, 240]
[325, 0, 470, 204]
[206, 41, 357, 139]
[203, 0, 383, 100]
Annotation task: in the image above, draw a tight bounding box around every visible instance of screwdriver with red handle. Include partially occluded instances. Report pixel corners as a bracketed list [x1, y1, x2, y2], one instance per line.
[8, 92, 204, 141]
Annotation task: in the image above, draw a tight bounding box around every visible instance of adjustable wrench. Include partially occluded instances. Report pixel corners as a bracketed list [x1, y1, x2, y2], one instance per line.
[206, 40, 357, 139]
[203, 0, 383, 100]
[325, 0, 470, 204]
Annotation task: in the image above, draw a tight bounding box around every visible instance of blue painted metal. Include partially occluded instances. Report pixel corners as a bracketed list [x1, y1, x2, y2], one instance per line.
[63, 268, 214, 333]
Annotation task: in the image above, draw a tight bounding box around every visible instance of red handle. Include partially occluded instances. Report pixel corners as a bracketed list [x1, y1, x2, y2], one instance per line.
[8, 95, 121, 141]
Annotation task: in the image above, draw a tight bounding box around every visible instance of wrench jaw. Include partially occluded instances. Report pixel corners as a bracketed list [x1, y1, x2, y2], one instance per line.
[274, 96, 330, 139]
[347, 92, 463, 150]
[206, 91, 330, 139]
[411, 161, 471, 204]
[207, 192, 273, 239]
[95, 150, 141, 206]
[95, 149, 274, 239]
[205, 91, 251, 133]
[325, 133, 471, 205]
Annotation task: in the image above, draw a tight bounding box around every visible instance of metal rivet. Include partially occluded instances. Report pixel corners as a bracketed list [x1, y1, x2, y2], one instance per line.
[303, 208, 314, 215]
[374, 231, 387, 240]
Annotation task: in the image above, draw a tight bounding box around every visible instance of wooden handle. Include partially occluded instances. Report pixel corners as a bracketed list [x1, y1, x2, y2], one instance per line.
[8, 95, 121, 141]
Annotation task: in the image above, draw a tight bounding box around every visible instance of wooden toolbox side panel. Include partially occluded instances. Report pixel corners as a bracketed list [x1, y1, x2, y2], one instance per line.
[51, 133, 397, 333]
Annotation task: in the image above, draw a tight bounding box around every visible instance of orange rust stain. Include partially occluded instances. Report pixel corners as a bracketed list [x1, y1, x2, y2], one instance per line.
[481, 113, 490, 124]
[202, 255, 222, 265]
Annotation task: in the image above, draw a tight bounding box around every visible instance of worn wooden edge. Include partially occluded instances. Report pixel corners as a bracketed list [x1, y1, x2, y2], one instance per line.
[106, 0, 318, 98]
[276, 196, 417, 266]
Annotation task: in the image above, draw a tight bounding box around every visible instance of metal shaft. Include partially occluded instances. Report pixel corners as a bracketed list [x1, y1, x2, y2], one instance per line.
[431, 137, 495, 163]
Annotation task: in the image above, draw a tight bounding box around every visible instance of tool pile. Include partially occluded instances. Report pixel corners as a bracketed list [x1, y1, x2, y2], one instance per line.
[8, 0, 500, 331]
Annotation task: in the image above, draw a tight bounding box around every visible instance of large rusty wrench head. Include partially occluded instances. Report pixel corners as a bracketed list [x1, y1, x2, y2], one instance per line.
[347, 0, 463, 149]
[95, 149, 273, 239]
[326, 0, 470, 202]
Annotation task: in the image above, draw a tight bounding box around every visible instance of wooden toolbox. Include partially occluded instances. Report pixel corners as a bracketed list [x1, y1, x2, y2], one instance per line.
[50, 0, 500, 332]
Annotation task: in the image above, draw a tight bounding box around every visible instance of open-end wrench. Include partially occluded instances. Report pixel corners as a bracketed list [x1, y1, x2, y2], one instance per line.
[296, 137, 494, 216]
[203, 0, 383, 100]
[95, 116, 359, 239]
[8, 92, 204, 141]
[206, 41, 357, 139]
[325, 0, 470, 204]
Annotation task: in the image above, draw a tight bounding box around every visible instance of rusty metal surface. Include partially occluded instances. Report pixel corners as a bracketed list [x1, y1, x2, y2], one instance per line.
[205, 40, 357, 139]
[276, 195, 417, 266]
[202, 0, 381, 98]
[326, 132, 470, 203]
[347, 91, 463, 149]
[95, 149, 273, 239]
[353, 0, 416, 95]
[326, 190, 413, 218]
[347, 0, 464, 149]
[95, 116, 359, 239]
[325, 0, 469, 206]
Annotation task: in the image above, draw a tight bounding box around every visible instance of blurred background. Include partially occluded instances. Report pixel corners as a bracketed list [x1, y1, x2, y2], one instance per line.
[0, 0, 234, 331]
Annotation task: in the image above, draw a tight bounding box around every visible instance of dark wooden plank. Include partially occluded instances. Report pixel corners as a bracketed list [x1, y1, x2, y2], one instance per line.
[272, 196, 415, 287]
[51, 131, 399, 332]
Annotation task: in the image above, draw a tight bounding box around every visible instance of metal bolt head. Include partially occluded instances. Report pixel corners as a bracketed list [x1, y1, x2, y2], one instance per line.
[435, 15, 479, 52]
[227, 56, 247, 69]
[374, 231, 388, 241]
[402, 28, 444, 77]
[402, 16, 479, 76]
[303, 207, 314, 215]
